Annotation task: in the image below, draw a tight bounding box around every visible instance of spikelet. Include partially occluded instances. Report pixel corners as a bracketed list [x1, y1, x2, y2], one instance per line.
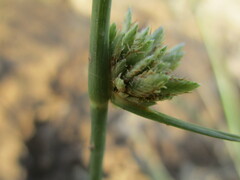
[110, 10, 199, 106]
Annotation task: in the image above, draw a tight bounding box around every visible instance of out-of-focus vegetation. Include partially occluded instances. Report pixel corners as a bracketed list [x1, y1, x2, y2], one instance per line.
[0, 0, 240, 179]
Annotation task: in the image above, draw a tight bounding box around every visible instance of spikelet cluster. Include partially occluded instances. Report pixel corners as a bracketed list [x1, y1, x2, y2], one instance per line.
[110, 10, 199, 106]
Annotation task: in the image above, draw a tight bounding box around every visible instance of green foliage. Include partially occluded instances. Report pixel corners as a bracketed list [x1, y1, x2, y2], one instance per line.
[110, 10, 199, 106]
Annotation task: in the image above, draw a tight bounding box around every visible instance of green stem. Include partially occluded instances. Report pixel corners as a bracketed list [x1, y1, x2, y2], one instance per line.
[90, 105, 108, 180]
[89, 0, 112, 179]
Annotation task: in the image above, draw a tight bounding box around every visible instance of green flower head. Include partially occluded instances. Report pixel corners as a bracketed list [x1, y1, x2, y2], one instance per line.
[110, 9, 199, 106]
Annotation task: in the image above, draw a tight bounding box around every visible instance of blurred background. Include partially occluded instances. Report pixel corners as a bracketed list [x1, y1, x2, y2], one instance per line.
[0, 0, 240, 179]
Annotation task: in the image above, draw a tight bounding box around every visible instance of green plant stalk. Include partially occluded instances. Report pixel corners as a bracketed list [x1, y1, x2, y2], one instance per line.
[90, 105, 108, 180]
[89, 0, 112, 179]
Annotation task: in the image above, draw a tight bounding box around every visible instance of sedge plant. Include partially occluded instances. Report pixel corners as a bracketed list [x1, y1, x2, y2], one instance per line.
[88, 2, 240, 180]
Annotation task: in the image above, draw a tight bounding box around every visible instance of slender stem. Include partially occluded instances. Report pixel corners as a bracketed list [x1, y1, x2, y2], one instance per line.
[89, 0, 112, 179]
[90, 105, 108, 180]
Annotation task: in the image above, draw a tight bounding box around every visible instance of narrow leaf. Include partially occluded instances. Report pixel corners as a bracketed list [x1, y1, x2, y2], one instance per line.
[111, 94, 240, 142]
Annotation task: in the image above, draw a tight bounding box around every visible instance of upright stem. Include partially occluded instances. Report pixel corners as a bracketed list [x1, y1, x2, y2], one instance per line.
[89, 0, 112, 179]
